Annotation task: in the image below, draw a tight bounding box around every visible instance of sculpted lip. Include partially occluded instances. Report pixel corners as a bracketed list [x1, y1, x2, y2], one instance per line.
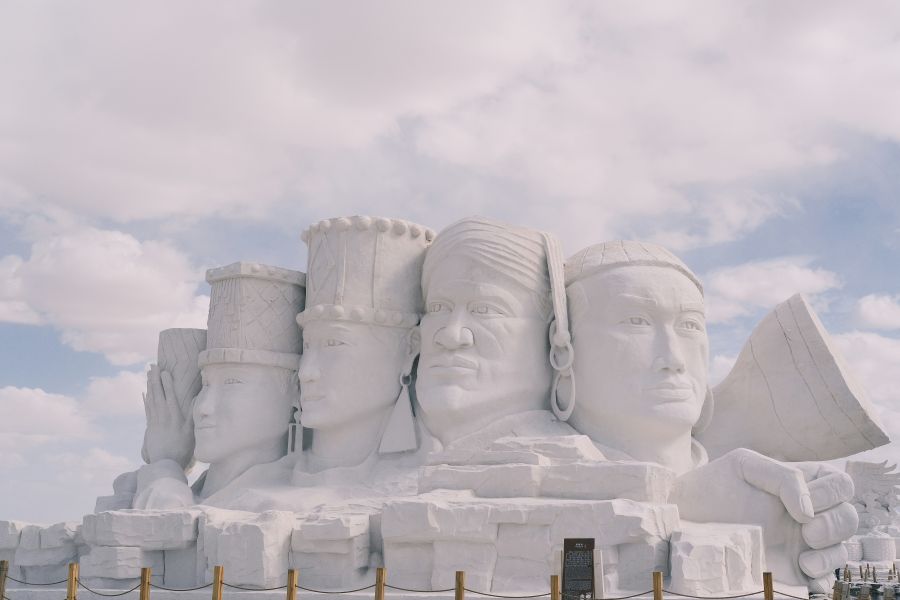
[428, 355, 478, 370]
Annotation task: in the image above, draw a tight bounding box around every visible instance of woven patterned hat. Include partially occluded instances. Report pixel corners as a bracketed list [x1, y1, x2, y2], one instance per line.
[200, 262, 306, 370]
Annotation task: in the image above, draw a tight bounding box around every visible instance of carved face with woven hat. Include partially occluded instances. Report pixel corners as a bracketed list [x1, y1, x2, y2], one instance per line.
[193, 262, 305, 464]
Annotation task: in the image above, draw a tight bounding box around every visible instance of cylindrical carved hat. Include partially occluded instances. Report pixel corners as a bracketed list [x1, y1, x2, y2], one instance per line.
[297, 216, 434, 328]
[200, 262, 306, 370]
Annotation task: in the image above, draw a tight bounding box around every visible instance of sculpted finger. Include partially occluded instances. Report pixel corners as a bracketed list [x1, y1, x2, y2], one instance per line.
[799, 544, 848, 579]
[160, 370, 180, 421]
[807, 576, 836, 595]
[150, 365, 165, 407]
[808, 472, 855, 512]
[801, 502, 859, 549]
[738, 450, 814, 522]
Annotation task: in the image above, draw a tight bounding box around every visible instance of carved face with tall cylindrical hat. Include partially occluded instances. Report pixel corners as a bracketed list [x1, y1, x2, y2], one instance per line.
[193, 262, 305, 467]
[296, 216, 433, 461]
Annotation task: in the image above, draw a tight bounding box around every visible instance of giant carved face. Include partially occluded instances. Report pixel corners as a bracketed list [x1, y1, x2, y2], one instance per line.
[569, 265, 708, 438]
[298, 320, 408, 431]
[417, 254, 551, 444]
[192, 362, 297, 464]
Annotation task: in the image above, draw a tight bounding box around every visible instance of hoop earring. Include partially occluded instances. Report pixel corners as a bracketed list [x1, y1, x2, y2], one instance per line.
[379, 357, 419, 454]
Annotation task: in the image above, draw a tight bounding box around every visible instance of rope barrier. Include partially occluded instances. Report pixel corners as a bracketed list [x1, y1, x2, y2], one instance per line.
[77, 580, 142, 597]
[464, 588, 550, 598]
[384, 584, 455, 593]
[663, 590, 766, 599]
[772, 593, 809, 600]
[296, 584, 377, 594]
[6, 575, 69, 586]
[149, 583, 214, 592]
[222, 582, 288, 592]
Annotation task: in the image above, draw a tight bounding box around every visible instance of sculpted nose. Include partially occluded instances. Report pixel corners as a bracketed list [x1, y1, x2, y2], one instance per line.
[193, 387, 215, 420]
[434, 311, 475, 350]
[298, 351, 320, 383]
[654, 327, 686, 374]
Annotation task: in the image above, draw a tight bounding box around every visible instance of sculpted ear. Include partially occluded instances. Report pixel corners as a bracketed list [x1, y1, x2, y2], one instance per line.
[566, 282, 589, 332]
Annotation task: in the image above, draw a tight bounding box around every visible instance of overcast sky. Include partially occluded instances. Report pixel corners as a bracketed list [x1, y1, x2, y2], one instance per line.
[2, 1, 900, 524]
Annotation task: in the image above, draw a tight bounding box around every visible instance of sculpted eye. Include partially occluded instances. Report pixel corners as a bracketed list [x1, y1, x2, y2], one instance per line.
[624, 316, 651, 326]
[470, 302, 504, 316]
[681, 319, 704, 332]
[224, 378, 243, 385]
[428, 302, 450, 313]
[326, 338, 347, 347]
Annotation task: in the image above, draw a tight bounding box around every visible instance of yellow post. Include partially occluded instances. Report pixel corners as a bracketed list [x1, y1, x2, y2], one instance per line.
[652, 571, 663, 600]
[0, 559, 9, 600]
[550, 574, 560, 600]
[66, 562, 79, 600]
[140, 568, 151, 600]
[212, 565, 224, 600]
[833, 578, 843, 600]
[455, 571, 465, 600]
[286, 569, 298, 600]
[375, 567, 386, 600]
[763, 572, 773, 600]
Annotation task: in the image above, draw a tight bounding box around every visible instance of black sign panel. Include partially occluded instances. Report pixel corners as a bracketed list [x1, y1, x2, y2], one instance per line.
[562, 538, 595, 600]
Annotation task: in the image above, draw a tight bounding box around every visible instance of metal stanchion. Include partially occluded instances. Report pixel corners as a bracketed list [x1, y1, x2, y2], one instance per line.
[286, 569, 298, 600]
[550, 574, 560, 600]
[140, 568, 151, 600]
[212, 566, 224, 600]
[455, 571, 465, 600]
[375, 567, 386, 600]
[652, 571, 663, 600]
[66, 562, 79, 600]
[762, 572, 773, 600]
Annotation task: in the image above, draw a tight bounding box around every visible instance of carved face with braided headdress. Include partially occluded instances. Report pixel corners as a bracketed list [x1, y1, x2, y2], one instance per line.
[417, 217, 572, 445]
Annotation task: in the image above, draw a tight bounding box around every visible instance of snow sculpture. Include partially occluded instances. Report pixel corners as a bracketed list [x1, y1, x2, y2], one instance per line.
[134, 262, 305, 509]
[564, 241, 858, 593]
[294, 216, 433, 474]
[416, 217, 575, 449]
[6, 216, 893, 598]
[699, 294, 889, 462]
[846, 461, 900, 533]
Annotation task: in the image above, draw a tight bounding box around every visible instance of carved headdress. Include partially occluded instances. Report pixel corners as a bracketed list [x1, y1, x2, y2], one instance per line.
[200, 262, 306, 370]
[422, 216, 575, 421]
[565, 240, 703, 295]
[297, 216, 434, 328]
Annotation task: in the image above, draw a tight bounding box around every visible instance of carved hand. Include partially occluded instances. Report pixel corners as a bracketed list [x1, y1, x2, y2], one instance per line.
[141, 364, 195, 469]
[672, 448, 857, 592]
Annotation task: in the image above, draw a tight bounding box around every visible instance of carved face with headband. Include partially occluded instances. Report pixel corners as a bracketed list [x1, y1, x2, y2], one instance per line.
[564, 241, 711, 470]
[417, 217, 574, 445]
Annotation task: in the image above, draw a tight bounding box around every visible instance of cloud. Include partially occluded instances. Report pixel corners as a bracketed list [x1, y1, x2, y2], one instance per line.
[0, 386, 95, 450]
[832, 331, 900, 464]
[82, 369, 147, 417]
[703, 256, 841, 323]
[0, 1, 899, 252]
[54, 447, 138, 487]
[856, 294, 900, 331]
[1, 226, 208, 365]
[0, 255, 41, 324]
